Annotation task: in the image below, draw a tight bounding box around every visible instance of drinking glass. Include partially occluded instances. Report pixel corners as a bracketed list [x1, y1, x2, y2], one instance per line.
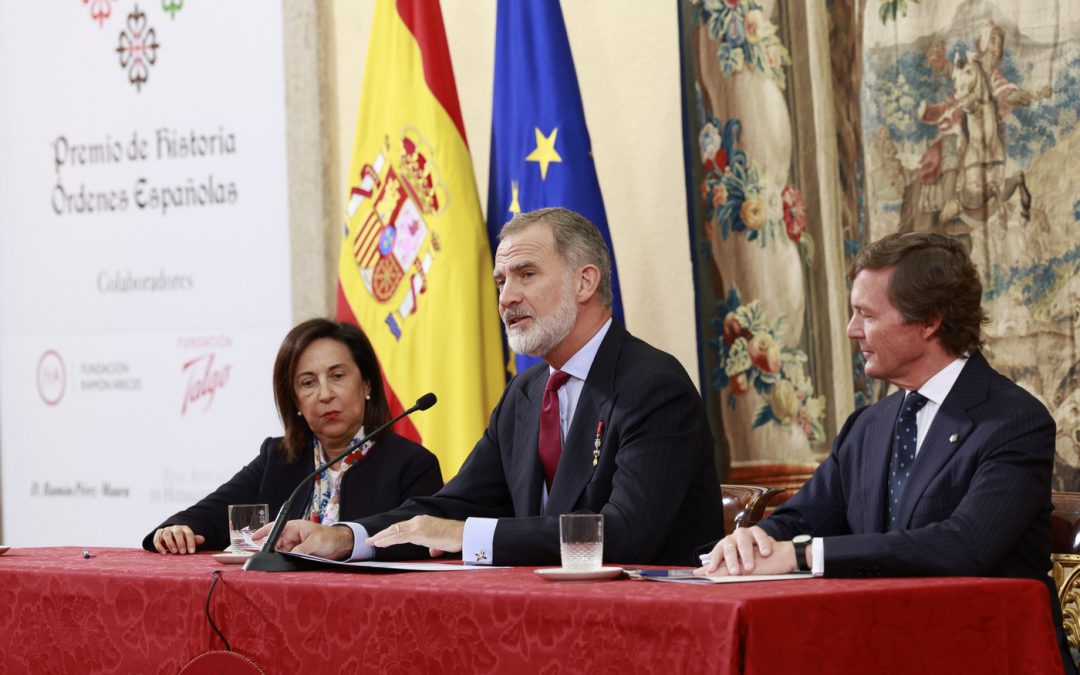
[559, 513, 603, 571]
[228, 503, 268, 552]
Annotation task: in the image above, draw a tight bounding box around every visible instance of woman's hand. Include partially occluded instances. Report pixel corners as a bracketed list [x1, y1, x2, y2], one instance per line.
[153, 525, 205, 554]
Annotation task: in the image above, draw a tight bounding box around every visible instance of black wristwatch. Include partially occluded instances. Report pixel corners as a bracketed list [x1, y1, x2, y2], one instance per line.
[792, 534, 812, 572]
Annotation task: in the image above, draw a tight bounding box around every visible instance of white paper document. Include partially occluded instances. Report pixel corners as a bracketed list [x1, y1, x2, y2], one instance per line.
[646, 573, 810, 584]
[283, 550, 508, 571]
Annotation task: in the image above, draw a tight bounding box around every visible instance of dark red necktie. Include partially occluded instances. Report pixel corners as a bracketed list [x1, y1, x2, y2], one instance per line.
[538, 370, 572, 489]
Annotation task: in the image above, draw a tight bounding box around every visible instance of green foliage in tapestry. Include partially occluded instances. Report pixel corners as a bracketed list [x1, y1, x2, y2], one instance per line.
[878, 0, 922, 26]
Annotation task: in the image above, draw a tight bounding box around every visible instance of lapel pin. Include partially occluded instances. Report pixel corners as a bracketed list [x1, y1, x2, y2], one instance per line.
[949, 433, 958, 443]
[593, 420, 604, 466]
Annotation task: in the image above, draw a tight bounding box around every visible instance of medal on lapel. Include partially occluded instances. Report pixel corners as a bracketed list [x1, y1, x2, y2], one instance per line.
[593, 420, 604, 466]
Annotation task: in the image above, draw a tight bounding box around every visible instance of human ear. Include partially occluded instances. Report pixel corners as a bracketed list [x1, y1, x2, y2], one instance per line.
[575, 265, 600, 302]
[922, 314, 943, 340]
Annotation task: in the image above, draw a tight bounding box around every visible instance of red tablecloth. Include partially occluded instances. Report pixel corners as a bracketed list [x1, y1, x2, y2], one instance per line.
[0, 547, 1063, 674]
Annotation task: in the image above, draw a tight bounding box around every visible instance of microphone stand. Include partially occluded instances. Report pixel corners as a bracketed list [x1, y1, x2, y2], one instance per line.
[243, 393, 436, 572]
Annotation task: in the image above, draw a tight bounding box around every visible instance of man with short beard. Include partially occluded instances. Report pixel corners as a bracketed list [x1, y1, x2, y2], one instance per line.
[264, 207, 723, 566]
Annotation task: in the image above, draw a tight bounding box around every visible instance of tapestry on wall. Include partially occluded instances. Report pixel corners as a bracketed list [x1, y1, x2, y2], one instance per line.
[857, 0, 1080, 489]
[680, 0, 828, 489]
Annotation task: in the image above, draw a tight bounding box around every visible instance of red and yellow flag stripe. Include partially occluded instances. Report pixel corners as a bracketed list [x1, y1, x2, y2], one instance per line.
[336, 0, 504, 479]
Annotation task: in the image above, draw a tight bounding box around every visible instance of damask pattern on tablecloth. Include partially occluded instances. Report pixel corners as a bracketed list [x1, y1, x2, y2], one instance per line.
[0, 548, 1064, 674]
[0, 548, 742, 674]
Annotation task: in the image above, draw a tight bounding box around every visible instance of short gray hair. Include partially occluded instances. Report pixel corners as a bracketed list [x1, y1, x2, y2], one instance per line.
[498, 207, 613, 308]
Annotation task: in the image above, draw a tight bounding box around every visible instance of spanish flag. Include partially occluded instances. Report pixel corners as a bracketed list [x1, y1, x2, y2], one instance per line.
[337, 0, 504, 479]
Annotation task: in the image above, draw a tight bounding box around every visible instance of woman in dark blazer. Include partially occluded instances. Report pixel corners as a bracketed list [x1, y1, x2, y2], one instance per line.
[143, 319, 442, 554]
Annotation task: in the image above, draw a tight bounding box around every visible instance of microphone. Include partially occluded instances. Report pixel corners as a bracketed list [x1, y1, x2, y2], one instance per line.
[243, 392, 437, 572]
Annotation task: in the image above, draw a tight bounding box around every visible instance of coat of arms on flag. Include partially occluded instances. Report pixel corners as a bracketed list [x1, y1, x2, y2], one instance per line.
[345, 129, 446, 340]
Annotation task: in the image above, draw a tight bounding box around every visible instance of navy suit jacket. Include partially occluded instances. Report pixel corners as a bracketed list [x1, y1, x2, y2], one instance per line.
[355, 320, 724, 566]
[761, 352, 1054, 581]
[142, 431, 443, 552]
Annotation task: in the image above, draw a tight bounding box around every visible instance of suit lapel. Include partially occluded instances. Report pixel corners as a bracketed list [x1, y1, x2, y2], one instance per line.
[894, 355, 987, 527]
[865, 392, 905, 532]
[510, 369, 546, 517]
[544, 322, 624, 515]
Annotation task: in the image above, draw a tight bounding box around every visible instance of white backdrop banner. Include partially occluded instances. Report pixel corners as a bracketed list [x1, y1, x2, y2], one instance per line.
[0, 3, 292, 546]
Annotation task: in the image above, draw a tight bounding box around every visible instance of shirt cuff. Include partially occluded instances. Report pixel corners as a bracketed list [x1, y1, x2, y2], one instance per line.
[462, 517, 497, 565]
[338, 522, 375, 561]
[811, 537, 825, 577]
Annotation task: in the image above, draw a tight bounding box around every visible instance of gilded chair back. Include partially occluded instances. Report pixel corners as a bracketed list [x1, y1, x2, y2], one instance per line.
[1051, 491, 1080, 657]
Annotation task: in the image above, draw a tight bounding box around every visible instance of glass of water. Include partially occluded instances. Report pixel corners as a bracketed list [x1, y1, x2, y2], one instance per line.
[228, 503, 268, 552]
[559, 513, 604, 571]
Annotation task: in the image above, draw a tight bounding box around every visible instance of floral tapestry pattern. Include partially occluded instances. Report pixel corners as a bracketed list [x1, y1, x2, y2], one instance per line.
[691, 0, 792, 89]
[713, 286, 826, 443]
[682, 0, 826, 489]
[700, 116, 814, 264]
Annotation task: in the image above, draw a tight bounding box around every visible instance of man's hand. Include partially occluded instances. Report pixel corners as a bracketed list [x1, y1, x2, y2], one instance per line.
[693, 525, 797, 576]
[251, 519, 354, 560]
[365, 515, 465, 557]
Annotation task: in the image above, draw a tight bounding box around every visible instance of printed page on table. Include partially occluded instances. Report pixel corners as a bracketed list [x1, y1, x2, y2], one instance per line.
[282, 551, 509, 571]
[641, 573, 810, 584]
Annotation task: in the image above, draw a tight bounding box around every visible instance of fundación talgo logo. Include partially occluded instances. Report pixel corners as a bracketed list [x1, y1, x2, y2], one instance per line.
[36, 350, 67, 406]
[178, 335, 232, 415]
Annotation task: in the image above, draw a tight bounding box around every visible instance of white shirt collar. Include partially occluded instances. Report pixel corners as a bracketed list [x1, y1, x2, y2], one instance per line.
[551, 317, 613, 382]
[911, 356, 968, 404]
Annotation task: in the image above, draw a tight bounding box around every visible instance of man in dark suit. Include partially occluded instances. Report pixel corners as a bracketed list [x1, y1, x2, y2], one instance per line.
[267, 207, 723, 565]
[699, 232, 1074, 673]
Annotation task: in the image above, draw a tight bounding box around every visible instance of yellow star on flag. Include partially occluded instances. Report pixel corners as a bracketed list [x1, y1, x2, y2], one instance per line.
[525, 127, 562, 180]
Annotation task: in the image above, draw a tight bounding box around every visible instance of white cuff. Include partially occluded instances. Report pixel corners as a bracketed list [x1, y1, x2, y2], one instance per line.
[339, 522, 376, 561]
[811, 537, 824, 577]
[462, 517, 498, 565]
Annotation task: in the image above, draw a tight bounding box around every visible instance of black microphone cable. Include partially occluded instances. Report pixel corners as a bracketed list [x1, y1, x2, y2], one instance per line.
[205, 570, 231, 651]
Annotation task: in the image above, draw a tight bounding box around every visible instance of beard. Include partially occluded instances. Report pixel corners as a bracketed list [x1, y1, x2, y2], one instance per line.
[504, 279, 578, 358]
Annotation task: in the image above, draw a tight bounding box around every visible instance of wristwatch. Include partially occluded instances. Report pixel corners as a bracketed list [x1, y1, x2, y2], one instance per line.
[792, 534, 812, 572]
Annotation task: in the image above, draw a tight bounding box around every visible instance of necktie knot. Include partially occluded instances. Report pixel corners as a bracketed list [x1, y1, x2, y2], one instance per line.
[902, 392, 929, 418]
[546, 370, 571, 392]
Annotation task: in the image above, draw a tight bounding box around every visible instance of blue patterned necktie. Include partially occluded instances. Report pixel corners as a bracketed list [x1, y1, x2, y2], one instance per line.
[888, 391, 929, 528]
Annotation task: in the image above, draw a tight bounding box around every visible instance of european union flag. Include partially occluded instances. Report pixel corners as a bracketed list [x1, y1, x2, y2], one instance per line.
[486, 0, 624, 374]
